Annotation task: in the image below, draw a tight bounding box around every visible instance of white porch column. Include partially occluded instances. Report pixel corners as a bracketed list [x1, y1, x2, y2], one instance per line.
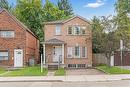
[43, 44, 46, 64]
[62, 44, 64, 64]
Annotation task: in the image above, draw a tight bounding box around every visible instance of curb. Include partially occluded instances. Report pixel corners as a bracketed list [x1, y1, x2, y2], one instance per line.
[0, 80, 63, 83]
[94, 67, 110, 74]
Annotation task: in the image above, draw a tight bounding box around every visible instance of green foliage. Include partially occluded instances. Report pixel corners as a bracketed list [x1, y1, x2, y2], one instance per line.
[0, 0, 12, 11]
[91, 16, 104, 53]
[115, 0, 130, 48]
[3, 66, 48, 76]
[42, 0, 66, 22]
[54, 68, 65, 76]
[14, 0, 44, 41]
[97, 65, 130, 74]
[0, 68, 6, 74]
[57, 0, 73, 17]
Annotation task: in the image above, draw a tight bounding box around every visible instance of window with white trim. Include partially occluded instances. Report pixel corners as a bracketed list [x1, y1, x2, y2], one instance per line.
[74, 26, 80, 35]
[55, 25, 61, 35]
[0, 30, 14, 38]
[0, 51, 9, 60]
[81, 26, 86, 35]
[68, 26, 73, 35]
[82, 47, 87, 58]
[67, 47, 73, 58]
[75, 46, 80, 58]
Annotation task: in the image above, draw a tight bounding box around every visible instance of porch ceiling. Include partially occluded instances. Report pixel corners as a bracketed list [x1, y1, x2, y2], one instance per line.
[44, 38, 65, 45]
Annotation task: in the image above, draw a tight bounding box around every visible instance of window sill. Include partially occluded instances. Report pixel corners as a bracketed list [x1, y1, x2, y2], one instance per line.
[55, 35, 62, 36]
[67, 57, 88, 59]
[66, 34, 89, 36]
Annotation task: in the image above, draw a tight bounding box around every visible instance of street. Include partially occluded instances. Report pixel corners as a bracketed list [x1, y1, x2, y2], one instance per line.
[0, 80, 130, 87]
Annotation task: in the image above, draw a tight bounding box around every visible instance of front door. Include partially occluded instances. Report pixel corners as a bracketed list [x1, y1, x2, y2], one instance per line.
[53, 46, 62, 62]
[14, 49, 23, 67]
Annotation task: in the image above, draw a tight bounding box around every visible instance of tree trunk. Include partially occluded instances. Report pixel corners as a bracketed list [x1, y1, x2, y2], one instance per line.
[107, 56, 111, 67]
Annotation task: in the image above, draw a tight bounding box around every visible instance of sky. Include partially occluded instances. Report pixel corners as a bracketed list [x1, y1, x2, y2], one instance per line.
[8, 0, 117, 20]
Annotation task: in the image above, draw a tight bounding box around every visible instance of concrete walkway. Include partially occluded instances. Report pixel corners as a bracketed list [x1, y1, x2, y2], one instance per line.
[0, 75, 130, 82]
[47, 71, 55, 76]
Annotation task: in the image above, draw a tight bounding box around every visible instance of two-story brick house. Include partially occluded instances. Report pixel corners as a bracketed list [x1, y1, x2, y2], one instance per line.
[43, 15, 92, 68]
[0, 9, 39, 67]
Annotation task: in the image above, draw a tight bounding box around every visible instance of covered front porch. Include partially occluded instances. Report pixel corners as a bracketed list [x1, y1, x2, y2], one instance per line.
[43, 38, 65, 69]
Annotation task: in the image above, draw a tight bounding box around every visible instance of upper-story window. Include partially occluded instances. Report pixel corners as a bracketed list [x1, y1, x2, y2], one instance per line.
[81, 26, 86, 34]
[67, 25, 87, 35]
[68, 26, 73, 35]
[55, 24, 61, 35]
[74, 26, 80, 35]
[0, 30, 15, 38]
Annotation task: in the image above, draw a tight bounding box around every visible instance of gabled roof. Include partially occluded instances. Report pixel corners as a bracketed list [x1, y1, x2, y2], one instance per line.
[0, 9, 38, 39]
[44, 38, 65, 44]
[43, 15, 91, 25]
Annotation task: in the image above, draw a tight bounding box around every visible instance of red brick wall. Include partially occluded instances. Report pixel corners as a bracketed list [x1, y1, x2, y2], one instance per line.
[26, 32, 39, 64]
[0, 10, 39, 66]
[44, 17, 92, 66]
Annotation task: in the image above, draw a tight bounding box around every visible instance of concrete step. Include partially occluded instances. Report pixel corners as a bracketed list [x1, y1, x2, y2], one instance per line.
[48, 65, 58, 70]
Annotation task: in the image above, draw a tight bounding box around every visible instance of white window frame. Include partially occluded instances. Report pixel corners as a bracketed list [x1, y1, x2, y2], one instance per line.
[67, 26, 73, 35]
[0, 30, 15, 38]
[55, 24, 61, 35]
[81, 26, 86, 35]
[74, 26, 80, 35]
[74, 46, 80, 58]
[81, 47, 87, 58]
[0, 50, 9, 60]
[67, 47, 73, 58]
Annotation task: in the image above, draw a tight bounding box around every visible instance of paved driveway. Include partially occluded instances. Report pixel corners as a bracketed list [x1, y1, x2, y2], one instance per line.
[66, 69, 105, 75]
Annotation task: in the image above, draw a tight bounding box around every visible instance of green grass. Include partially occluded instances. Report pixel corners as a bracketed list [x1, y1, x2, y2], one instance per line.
[97, 65, 130, 74]
[54, 68, 66, 76]
[0, 68, 6, 74]
[3, 66, 48, 76]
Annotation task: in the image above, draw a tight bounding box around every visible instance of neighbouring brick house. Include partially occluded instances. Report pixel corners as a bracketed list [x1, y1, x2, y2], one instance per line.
[0, 9, 39, 67]
[43, 15, 92, 69]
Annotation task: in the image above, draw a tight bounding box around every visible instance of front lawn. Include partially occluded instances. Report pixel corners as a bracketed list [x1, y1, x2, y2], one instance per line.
[3, 66, 48, 76]
[97, 65, 130, 74]
[54, 68, 65, 76]
[0, 68, 6, 74]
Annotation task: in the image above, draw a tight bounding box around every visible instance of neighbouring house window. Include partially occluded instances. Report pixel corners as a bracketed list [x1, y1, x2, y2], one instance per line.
[82, 47, 87, 58]
[75, 46, 80, 58]
[68, 26, 73, 35]
[0, 30, 14, 38]
[67, 47, 73, 58]
[55, 24, 61, 35]
[0, 51, 9, 60]
[74, 26, 80, 35]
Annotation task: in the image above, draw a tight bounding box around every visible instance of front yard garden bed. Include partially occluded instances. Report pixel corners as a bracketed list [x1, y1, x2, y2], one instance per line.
[3, 66, 48, 76]
[96, 65, 130, 74]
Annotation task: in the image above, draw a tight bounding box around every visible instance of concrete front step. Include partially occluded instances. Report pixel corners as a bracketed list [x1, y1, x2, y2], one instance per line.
[48, 65, 58, 70]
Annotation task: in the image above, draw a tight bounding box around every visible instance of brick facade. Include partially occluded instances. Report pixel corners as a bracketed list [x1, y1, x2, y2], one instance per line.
[0, 9, 39, 67]
[44, 16, 92, 68]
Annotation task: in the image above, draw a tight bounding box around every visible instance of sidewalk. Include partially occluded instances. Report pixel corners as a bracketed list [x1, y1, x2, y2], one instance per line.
[0, 75, 130, 82]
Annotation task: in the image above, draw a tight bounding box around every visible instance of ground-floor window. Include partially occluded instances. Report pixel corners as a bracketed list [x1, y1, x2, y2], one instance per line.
[0, 50, 9, 60]
[68, 64, 76, 68]
[67, 46, 87, 58]
[68, 64, 86, 68]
